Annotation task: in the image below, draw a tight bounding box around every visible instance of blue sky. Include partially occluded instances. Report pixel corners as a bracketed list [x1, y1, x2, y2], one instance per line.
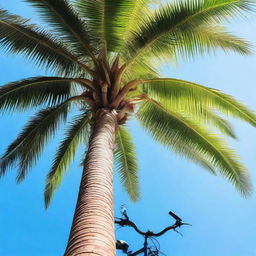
[0, 1, 256, 256]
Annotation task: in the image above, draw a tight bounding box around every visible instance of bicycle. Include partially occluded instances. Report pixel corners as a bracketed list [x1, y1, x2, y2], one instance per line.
[115, 206, 190, 256]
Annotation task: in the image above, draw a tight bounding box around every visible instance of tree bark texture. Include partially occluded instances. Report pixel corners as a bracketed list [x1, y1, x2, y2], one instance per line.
[65, 110, 117, 256]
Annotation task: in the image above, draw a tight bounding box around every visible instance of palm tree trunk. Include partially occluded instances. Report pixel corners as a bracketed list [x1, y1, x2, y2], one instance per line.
[65, 109, 117, 256]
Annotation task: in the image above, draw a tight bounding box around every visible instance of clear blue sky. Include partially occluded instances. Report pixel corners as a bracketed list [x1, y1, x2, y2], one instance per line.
[0, 1, 256, 256]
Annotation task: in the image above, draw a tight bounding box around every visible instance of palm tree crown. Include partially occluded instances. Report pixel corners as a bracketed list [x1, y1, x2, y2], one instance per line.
[0, 0, 255, 209]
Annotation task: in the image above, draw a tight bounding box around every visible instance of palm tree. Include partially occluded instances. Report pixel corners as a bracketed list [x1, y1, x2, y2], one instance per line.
[0, 0, 255, 255]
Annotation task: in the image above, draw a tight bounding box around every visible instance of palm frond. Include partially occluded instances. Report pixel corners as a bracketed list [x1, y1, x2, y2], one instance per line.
[44, 112, 92, 208]
[155, 98, 237, 139]
[123, 57, 160, 82]
[143, 78, 256, 127]
[0, 77, 78, 112]
[118, 0, 151, 51]
[115, 125, 140, 202]
[74, 0, 150, 52]
[137, 100, 252, 196]
[131, 24, 251, 64]
[173, 25, 251, 59]
[124, 0, 254, 63]
[143, 81, 236, 138]
[24, 0, 96, 60]
[173, 142, 217, 175]
[0, 9, 89, 76]
[0, 101, 71, 181]
[74, 0, 105, 46]
[198, 108, 236, 139]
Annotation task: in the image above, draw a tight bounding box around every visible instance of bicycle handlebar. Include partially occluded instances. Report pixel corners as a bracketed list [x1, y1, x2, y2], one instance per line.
[115, 211, 189, 238]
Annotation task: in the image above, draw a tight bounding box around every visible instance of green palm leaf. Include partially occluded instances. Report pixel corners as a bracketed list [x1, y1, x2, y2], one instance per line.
[0, 101, 71, 181]
[115, 125, 140, 202]
[74, 0, 107, 48]
[173, 142, 217, 175]
[74, 0, 150, 52]
[24, 0, 96, 60]
[137, 100, 252, 196]
[0, 77, 78, 112]
[124, 0, 254, 63]
[124, 58, 159, 83]
[142, 81, 236, 138]
[143, 78, 256, 127]
[0, 9, 89, 75]
[173, 25, 251, 59]
[44, 112, 92, 208]
[197, 108, 236, 139]
[157, 99, 237, 139]
[118, 0, 151, 51]
[134, 24, 251, 63]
